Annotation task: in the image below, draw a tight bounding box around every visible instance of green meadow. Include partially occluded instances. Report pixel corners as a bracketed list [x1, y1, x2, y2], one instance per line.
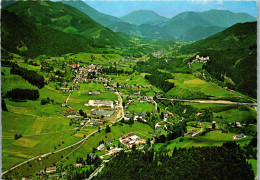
[168, 73, 241, 100]
[154, 130, 252, 152]
[59, 121, 153, 164]
[68, 90, 117, 111]
[128, 101, 156, 113]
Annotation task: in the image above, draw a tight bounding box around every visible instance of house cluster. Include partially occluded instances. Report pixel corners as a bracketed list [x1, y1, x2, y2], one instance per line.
[124, 111, 146, 121]
[67, 63, 80, 69]
[60, 84, 80, 92]
[77, 117, 104, 126]
[187, 129, 198, 136]
[192, 55, 210, 64]
[66, 108, 77, 117]
[72, 64, 103, 83]
[233, 133, 246, 139]
[119, 133, 146, 148]
[152, 51, 164, 58]
[96, 140, 113, 151]
[208, 121, 219, 130]
[228, 121, 246, 127]
[85, 118, 104, 126]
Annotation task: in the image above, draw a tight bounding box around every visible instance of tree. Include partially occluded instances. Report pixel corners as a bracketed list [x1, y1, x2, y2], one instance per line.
[105, 125, 111, 134]
[2, 99, 8, 111]
[14, 134, 22, 140]
[79, 109, 84, 116]
[132, 144, 136, 151]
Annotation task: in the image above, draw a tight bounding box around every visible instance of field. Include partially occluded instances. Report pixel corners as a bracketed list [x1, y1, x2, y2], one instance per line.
[168, 73, 242, 101]
[68, 52, 123, 65]
[68, 89, 117, 111]
[155, 130, 252, 152]
[183, 102, 257, 124]
[128, 101, 156, 113]
[1, 67, 37, 94]
[59, 121, 154, 165]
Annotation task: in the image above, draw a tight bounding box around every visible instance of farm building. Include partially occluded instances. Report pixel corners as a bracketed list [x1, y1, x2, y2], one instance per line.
[91, 109, 114, 117]
[97, 143, 105, 151]
[85, 100, 114, 108]
[46, 166, 56, 174]
[119, 133, 146, 148]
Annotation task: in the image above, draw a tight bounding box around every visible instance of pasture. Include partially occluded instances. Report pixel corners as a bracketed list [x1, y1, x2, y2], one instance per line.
[164, 131, 252, 150]
[128, 101, 156, 113]
[61, 121, 153, 164]
[170, 73, 241, 100]
[69, 90, 117, 111]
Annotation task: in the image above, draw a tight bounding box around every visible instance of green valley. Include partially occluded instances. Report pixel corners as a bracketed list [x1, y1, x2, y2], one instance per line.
[1, 1, 257, 180]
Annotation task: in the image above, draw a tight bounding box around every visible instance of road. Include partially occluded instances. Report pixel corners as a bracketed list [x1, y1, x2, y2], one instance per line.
[1, 91, 125, 177]
[157, 98, 257, 107]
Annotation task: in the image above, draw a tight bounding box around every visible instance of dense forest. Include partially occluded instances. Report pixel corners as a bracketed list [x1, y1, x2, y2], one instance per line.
[11, 65, 45, 88]
[6, 88, 39, 100]
[94, 142, 254, 180]
[181, 22, 257, 98]
[144, 70, 174, 92]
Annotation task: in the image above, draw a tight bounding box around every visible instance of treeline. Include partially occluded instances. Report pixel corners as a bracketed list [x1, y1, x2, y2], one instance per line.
[10, 66, 45, 88]
[94, 142, 254, 180]
[6, 89, 39, 100]
[145, 70, 174, 92]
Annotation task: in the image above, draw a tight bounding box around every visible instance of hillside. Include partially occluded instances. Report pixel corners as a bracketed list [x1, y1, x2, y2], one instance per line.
[161, 9, 256, 40]
[121, 10, 169, 26]
[1, 10, 94, 57]
[61, 0, 123, 27]
[3, 1, 128, 48]
[180, 26, 226, 41]
[108, 22, 142, 37]
[181, 21, 257, 97]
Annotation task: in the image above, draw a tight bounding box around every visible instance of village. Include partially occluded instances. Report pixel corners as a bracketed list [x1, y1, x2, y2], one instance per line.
[12, 55, 255, 179]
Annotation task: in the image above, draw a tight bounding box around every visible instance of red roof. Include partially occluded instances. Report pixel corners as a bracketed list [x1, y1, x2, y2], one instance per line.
[66, 109, 70, 112]
[70, 108, 75, 111]
[72, 63, 78, 68]
[137, 89, 141, 91]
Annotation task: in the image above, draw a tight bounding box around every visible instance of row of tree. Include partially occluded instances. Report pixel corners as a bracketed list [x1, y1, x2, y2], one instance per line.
[10, 65, 45, 88]
[6, 88, 39, 100]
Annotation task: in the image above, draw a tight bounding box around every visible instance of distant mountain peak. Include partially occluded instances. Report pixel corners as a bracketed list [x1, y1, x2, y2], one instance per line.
[121, 10, 169, 26]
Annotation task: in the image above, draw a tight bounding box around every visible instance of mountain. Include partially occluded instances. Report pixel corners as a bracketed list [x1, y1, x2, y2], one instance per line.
[61, 0, 123, 27]
[197, 9, 256, 27]
[3, 1, 128, 47]
[180, 26, 226, 41]
[161, 10, 256, 40]
[108, 22, 173, 40]
[1, 10, 93, 57]
[138, 24, 173, 40]
[181, 21, 257, 98]
[108, 22, 142, 37]
[121, 10, 169, 26]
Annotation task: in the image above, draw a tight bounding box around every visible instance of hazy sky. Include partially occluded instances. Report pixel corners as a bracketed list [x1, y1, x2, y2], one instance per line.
[83, 1, 257, 18]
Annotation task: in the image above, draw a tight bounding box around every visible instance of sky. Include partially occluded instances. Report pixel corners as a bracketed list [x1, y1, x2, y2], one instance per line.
[83, 1, 257, 18]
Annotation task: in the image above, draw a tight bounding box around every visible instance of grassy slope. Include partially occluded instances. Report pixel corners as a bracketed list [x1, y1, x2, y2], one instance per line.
[128, 101, 155, 113]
